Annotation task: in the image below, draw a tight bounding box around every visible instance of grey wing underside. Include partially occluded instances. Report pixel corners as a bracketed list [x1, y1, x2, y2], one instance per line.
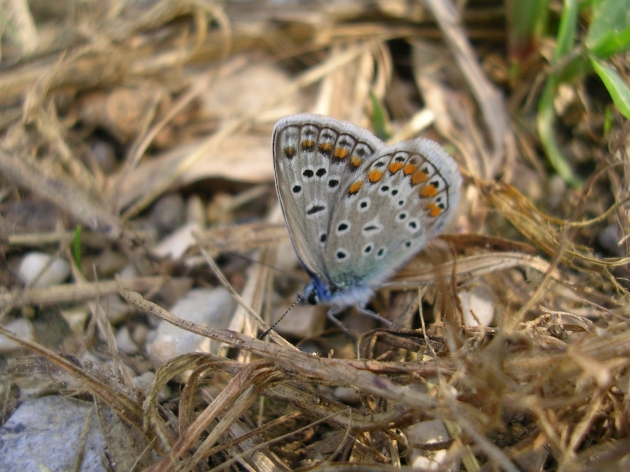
[324, 139, 462, 290]
[273, 113, 384, 282]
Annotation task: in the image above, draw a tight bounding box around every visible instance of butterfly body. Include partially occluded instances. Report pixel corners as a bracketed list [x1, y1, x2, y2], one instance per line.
[272, 113, 462, 312]
[303, 275, 374, 309]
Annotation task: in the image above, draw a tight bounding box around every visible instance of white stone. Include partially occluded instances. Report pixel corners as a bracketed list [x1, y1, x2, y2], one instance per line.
[103, 294, 132, 324]
[147, 287, 236, 368]
[334, 386, 360, 404]
[119, 263, 139, 280]
[459, 285, 495, 327]
[115, 326, 138, 354]
[409, 449, 459, 471]
[132, 323, 149, 347]
[0, 318, 33, 352]
[186, 195, 206, 227]
[151, 222, 201, 260]
[406, 419, 452, 449]
[272, 302, 326, 339]
[60, 306, 90, 335]
[406, 419, 459, 470]
[18, 252, 70, 287]
[0, 396, 107, 472]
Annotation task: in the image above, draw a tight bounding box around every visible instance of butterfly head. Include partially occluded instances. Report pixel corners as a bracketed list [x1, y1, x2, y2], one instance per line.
[303, 276, 329, 305]
[303, 282, 320, 305]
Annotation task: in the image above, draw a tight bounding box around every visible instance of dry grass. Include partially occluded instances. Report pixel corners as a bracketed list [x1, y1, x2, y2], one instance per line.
[0, 1, 628, 471]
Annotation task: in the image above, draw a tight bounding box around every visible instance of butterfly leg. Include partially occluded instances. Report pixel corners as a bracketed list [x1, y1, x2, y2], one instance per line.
[326, 308, 354, 335]
[356, 306, 396, 328]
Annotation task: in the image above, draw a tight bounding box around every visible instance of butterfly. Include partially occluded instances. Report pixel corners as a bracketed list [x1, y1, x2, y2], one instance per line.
[272, 113, 462, 322]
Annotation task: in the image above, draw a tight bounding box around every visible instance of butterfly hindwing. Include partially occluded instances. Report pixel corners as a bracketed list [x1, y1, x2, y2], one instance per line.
[272, 113, 383, 282]
[324, 139, 462, 289]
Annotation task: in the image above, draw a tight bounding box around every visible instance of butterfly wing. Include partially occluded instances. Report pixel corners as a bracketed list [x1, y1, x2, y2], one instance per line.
[272, 113, 384, 282]
[324, 138, 462, 290]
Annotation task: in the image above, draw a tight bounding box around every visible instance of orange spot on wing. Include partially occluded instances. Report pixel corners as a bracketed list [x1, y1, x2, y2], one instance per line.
[284, 146, 296, 159]
[389, 162, 403, 174]
[302, 139, 315, 149]
[411, 170, 429, 185]
[419, 183, 438, 197]
[403, 163, 416, 175]
[319, 142, 333, 152]
[350, 155, 363, 167]
[348, 181, 362, 195]
[334, 147, 349, 159]
[426, 203, 442, 217]
[368, 170, 384, 183]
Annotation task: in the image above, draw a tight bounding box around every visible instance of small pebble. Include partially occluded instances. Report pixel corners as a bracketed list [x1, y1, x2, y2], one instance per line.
[115, 326, 138, 354]
[91, 137, 117, 173]
[409, 449, 459, 471]
[151, 222, 201, 260]
[132, 323, 149, 347]
[333, 386, 360, 404]
[598, 224, 624, 257]
[405, 419, 458, 471]
[18, 252, 70, 287]
[119, 263, 139, 280]
[186, 195, 206, 227]
[547, 174, 566, 209]
[93, 249, 128, 277]
[149, 194, 186, 235]
[60, 306, 90, 335]
[103, 294, 133, 324]
[405, 419, 452, 449]
[147, 287, 236, 368]
[272, 302, 326, 339]
[459, 285, 494, 327]
[0, 318, 33, 353]
[0, 396, 107, 472]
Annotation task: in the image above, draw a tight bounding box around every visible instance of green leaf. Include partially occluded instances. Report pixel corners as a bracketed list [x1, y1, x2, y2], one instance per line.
[369, 91, 391, 141]
[554, 0, 579, 62]
[590, 57, 630, 119]
[586, 0, 630, 58]
[537, 78, 583, 188]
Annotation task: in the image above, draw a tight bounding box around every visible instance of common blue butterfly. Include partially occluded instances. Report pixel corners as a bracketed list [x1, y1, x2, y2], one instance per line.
[273, 113, 462, 321]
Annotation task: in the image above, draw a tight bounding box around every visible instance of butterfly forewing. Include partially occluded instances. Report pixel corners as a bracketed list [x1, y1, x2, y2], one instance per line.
[324, 139, 462, 289]
[272, 113, 384, 281]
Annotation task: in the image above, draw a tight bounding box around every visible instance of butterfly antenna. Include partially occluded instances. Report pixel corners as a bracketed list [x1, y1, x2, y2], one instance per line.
[226, 251, 308, 283]
[259, 294, 305, 340]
